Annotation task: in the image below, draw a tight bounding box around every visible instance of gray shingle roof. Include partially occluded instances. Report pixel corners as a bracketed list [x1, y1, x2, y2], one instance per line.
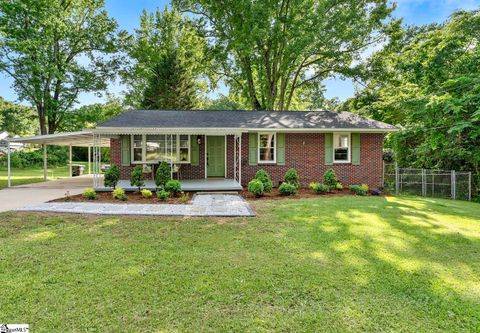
[97, 110, 397, 131]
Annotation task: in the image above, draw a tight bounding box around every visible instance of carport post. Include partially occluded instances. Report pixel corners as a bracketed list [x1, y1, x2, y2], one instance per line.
[88, 146, 91, 175]
[43, 144, 47, 181]
[69, 144, 72, 177]
[7, 141, 11, 188]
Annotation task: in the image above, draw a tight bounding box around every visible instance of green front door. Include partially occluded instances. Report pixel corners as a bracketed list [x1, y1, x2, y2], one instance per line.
[207, 136, 225, 177]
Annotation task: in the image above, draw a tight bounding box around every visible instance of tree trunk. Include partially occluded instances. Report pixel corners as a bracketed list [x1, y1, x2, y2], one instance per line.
[36, 103, 48, 135]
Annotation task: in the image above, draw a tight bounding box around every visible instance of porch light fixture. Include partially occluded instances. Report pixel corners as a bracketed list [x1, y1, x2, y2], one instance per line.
[197, 135, 202, 145]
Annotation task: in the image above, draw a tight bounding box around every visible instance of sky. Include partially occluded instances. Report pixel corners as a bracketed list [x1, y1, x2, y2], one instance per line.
[0, 0, 479, 107]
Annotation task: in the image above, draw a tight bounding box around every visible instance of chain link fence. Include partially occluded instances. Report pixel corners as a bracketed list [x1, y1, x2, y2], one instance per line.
[384, 164, 472, 201]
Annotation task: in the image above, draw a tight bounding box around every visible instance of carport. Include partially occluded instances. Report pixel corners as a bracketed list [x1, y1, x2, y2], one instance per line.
[6, 131, 111, 188]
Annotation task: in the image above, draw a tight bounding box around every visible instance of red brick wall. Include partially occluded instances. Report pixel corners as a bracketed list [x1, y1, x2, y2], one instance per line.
[111, 133, 384, 188]
[239, 133, 384, 189]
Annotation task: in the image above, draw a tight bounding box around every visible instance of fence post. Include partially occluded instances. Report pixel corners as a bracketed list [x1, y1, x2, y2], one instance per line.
[421, 169, 426, 196]
[451, 170, 456, 200]
[395, 162, 399, 195]
[468, 172, 472, 201]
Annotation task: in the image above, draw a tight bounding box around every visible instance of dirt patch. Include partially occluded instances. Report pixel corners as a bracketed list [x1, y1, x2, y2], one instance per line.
[50, 191, 192, 205]
[241, 188, 381, 201]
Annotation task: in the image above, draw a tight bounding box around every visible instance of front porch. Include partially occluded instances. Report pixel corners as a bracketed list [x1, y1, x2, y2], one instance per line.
[95, 178, 242, 192]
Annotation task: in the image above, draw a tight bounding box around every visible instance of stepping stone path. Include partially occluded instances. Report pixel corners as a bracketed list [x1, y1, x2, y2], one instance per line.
[15, 194, 255, 217]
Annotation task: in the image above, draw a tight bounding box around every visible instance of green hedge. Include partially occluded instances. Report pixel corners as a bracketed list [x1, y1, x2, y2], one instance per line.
[0, 147, 68, 168]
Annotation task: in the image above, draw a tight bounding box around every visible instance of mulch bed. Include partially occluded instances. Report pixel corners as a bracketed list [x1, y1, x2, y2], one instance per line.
[50, 191, 192, 205]
[240, 188, 380, 200]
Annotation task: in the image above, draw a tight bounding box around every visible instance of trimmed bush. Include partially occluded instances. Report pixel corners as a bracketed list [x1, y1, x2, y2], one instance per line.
[104, 164, 120, 189]
[284, 168, 300, 188]
[335, 182, 343, 190]
[141, 189, 153, 198]
[165, 180, 182, 196]
[349, 184, 369, 196]
[255, 169, 273, 192]
[82, 188, 97, 200]
[279, 182, 297, 195]
[309, 182, 329, 194]
[155, 161, 171, 188]
[248, 179, 264, 197]
[323, 169, 338, 189]
[130, 165, 144, 190]
[157, 190, 170, 201]
[112, 188, 128, 201]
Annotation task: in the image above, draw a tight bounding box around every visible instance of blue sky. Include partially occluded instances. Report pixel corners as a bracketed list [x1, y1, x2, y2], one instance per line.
[1, 0, 479, 106]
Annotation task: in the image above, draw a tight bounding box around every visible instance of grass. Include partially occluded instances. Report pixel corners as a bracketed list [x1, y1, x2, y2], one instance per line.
[0, 196, 479, 332]
[0, 161, 89, 188]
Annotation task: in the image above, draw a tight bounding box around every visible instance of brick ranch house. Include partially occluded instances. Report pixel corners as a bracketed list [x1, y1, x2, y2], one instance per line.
[92, 110, 397, 190]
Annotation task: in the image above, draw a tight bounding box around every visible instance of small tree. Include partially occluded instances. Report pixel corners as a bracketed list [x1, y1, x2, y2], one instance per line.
[284, 168, 300, 189]
[323, 169, 338, 190]
[104, 164, 120, 189]
[130, 165, 144, 191]
[155, 161, 171, 188]
[255, 169, 273, 192]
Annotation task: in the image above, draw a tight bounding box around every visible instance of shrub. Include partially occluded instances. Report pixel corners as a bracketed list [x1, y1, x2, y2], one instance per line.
[335, 182, 343, 190]
[349, 184, 369, 196]
[104, 164, 120, 189]
[112, 188, 127, 200]
[157, 190, 170, 201]
[179, 193, 190, 203]
[165, 179, 182, 196]
[284, 168, 300, 188]
[309, 182, 329, 194]
[141, 189, 152, 199]
[279, 182, 297, 195]
[82, 188, 97, 200]
[323, 169, 338, 189]
[247, 179, 264, 197]
[0, 146, 68, 168]
[155, 161, 171, 188]
[130, 165, 144, 190]
[255, 169, 273, 192]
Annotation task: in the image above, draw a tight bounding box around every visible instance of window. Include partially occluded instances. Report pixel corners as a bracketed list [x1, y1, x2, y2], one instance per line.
[131, 134, 190, 163]
[132, 135, 143, 162]
[258, 133, 276, 163]
[333, 133, 350, 163]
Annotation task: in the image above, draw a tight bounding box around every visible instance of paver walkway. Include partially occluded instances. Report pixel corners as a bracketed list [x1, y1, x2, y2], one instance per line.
[15, 194, 255, 217]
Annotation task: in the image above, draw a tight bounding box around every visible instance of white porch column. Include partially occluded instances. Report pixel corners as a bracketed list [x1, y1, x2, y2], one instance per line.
[7, 141, 11, 188]
[43, 144, 47, 181]
[88, 146, 91, 175]
[69, 144, 73, 177]
[239, 134, 242, 186]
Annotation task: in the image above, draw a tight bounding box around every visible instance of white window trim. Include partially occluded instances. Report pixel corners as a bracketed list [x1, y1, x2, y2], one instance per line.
[258, 132, 276, 164]
[130, 134, 191, 164]
[333, 132, 351, 163]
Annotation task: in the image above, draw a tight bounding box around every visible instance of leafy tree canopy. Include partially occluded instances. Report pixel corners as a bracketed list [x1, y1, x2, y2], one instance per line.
[344, 10, 480, 178]
[122, 7, 210, 109]
[0, 0, 121, 134]
[174, 0, 393, 110]
[0, 97, 37, 136]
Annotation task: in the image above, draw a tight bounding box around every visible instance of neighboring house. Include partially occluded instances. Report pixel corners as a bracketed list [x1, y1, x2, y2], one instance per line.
[0, 131, 24, 155]
[95, 110, 397, 189]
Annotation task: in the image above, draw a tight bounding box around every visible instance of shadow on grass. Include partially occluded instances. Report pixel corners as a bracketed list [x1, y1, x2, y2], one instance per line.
[271, 196, 480, 330]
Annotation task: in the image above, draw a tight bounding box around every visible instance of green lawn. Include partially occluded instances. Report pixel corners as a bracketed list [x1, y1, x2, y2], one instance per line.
[0, 196, 479, 332]
[0, 161, 89, 188]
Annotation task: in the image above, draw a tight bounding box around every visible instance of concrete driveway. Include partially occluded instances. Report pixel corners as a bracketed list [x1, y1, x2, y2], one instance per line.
[0, 175, 94, 212]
